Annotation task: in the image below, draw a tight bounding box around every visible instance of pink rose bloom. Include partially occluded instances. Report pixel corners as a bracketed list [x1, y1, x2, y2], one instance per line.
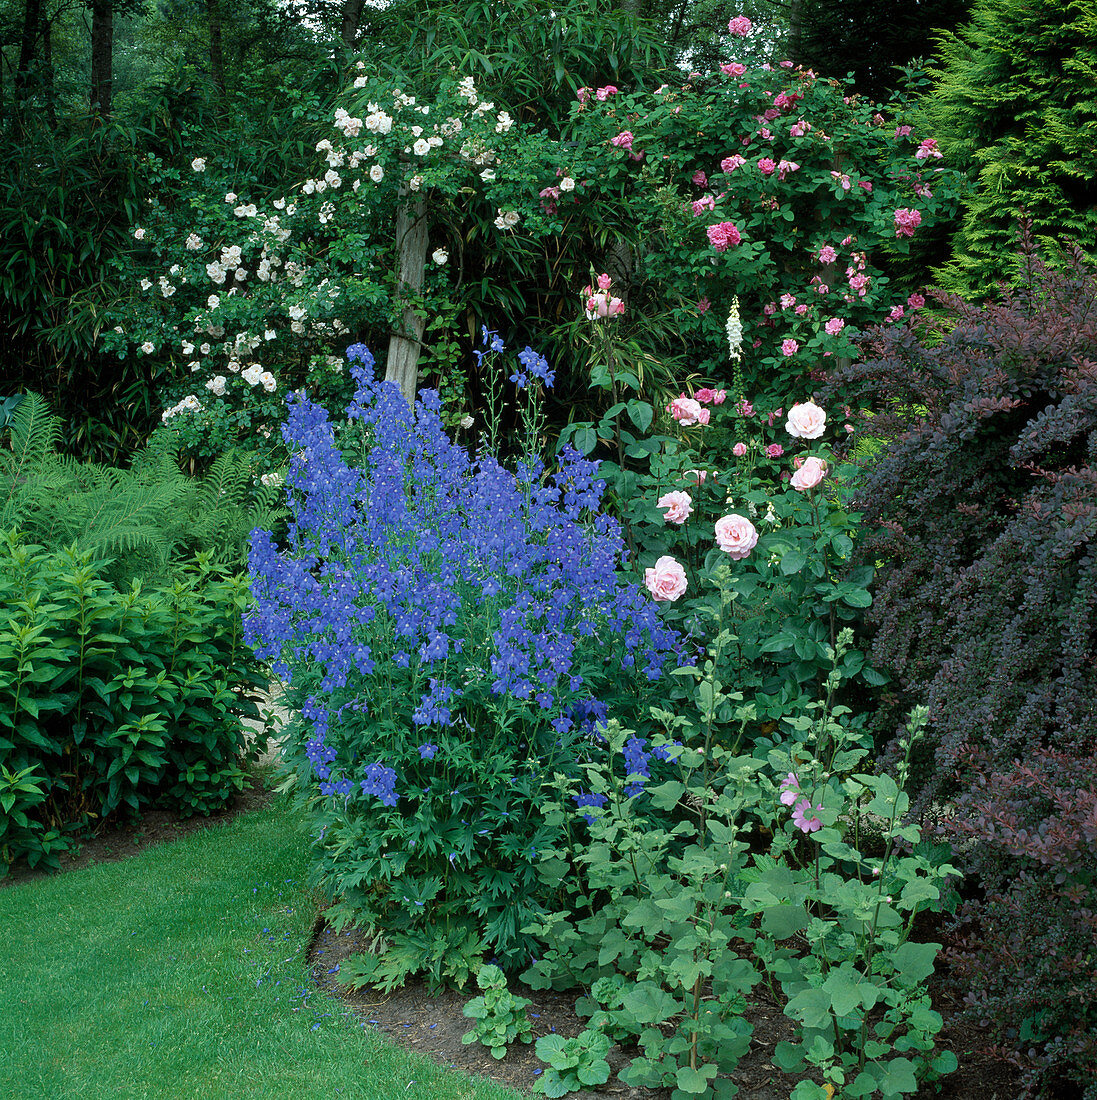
[728, 15, 752, 35]
[596, 85, 618, 101]
[576, 87, 591, 104]
[715, 514, 759, 559]
[777, 159, 800, 180]
[713, 389, 727, 405]
[691, 195, 716, 216]
[908, 292, 926, 310]
[817, 245, 837, 264]
[732, 441, 748, 457]
[790, 455, 827, 491]
[848, 272, 869, 296]
[789, 119, 811, 137]
[781, 339, 799, 357]
[720, 62, 747, 77]
[773, 92, 792, 111]
[763, 108, 779, 122]
[894, 124, 912, 138]
[830, 171, 851, 191]
[668, 396, 707, 426]
[757, 157, 777, 176]
[735, 398, 754, 416]
[720, 154, 746, 173]
[786, 400, 827, 439]
[694, 387, 716, 404]
[914, 138, 942, 160]
[763, 302, 777, 316]
[706, 222, 742, 251]
[766, 442, 784, 458]
[815, 283, 830, 295]
[888, 305, 905, 321]
[824, 317, 846, 336]
[780, 293, 796, 309]
[795, 303, 809, 316]
[779, 772, 801, 806]
[645, 556, 688, 602]
[657, 490, 694, 525]
[894, 207, 922, 238]
[692, 170, 707, 187]
[610, 131, 634, 150]
[791, 798, 823, 833]
[596, 272, 612, 290]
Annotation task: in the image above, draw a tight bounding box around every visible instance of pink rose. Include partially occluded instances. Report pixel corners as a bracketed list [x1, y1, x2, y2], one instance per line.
[777, 159, 800, 180]
[656, 490, 693, 525]
[908, 292, 926, 310]
[596, 85, 618, 101]
[790, 455, 827, 491]
[894, 207, 922, 238]
[817, 245, 837, 264]
[757, 157, 776, 176]
[691, 195, 716, 216]
[914, 138, 941, 161]
[736, 398, 754, 417]
[715, 514, 758, 559]
[576, 87, 591, 104]
[785, 401, 827, 439]
[732, 441, 748, 457]
[766, 443, 784, 458]
[713, 389, 727, 405]
[706, 221, 742, 251]
[894, 125, 912, 138]
[668, 396, 707, 426]
[824, 317, 845, 336]
[692, 170, 707, 187]
[610, 131, 634, 150]
[728, 15, 752, 35]
[645, 555, 688, 602]
[781, 339, 799, 357]
[720, 154, 746, 173]
[720, 62, 747, 77]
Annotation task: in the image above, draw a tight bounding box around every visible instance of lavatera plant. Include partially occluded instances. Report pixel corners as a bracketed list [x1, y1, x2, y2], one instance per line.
[524, 602, 958, 1100]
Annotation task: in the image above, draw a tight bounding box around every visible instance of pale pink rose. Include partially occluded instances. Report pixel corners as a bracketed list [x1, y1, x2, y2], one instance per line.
[732, 442, 748, 457]
[786, 401, 827, 439]
[714, 514, 758, 559]
[668, 396, 707, 426]
[824, 317, 845, 336]
[596, 272, 613, 290]
[645, 556, 688, 602]
[657, 490, 693, 525]
[790, 456, 827, 491]
[596, 85, 618, 100]
[713, 389, 727, 405]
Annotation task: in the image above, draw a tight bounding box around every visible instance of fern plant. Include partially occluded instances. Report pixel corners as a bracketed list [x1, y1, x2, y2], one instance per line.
[0, 392, 284, 586]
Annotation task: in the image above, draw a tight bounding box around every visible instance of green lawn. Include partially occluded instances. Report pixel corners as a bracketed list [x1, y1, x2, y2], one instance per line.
[0, 792, 520, 1100]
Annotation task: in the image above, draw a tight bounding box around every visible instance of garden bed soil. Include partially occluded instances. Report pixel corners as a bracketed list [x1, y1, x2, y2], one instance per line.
[3, 777, 1025, 1099]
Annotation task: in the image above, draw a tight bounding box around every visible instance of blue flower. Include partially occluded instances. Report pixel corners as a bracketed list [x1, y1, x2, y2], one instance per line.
[573, 791, 608, 825]
[418, 743, 438, 760]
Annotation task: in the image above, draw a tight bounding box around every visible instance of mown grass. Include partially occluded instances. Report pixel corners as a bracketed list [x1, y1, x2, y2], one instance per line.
[0, 788, 520, 1100]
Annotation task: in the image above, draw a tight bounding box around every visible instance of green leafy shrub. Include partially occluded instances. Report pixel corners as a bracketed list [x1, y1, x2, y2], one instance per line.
[461, 964, 534, 1059]
[0, 532, 267, 874]
[534, 1028, 612, 1097]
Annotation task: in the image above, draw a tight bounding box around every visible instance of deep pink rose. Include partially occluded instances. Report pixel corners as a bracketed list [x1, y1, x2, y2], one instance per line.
[790, 456, 827, 491]
[727, 15, 752, 35]
[656, 490, 693, 525]
[715, 513, 758, 558]
[645, 555, 688, 601]
[765, 443, 784, 458]
[757, 157, 776, 176]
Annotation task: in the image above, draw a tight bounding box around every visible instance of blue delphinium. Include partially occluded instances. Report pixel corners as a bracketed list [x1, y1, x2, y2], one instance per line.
[245, 341, 682, 981]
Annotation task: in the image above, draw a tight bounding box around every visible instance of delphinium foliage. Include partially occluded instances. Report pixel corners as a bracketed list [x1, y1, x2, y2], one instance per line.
[828, 228, 1097, 1094]
[244, 335, 681, 990]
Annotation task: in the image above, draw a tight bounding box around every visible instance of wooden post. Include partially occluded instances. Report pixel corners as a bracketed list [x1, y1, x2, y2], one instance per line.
[384, 191, 429, 405]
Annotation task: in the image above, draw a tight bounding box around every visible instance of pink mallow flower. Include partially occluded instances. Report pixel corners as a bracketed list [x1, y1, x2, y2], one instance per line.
[791, 798, 824, 833]
[790, 456, 827, 491]
[894, 207, 922, 238]
[714, 514, 758, 558]
[657, 490, 693, 525]
[645, 556, 688, 602]
[728, 15, 752, 35]
[707, 222, 742, 251]
[779, 773, 801, 806]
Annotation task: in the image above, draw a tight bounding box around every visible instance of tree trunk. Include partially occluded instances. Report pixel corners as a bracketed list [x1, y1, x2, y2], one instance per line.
[42, 14, 56, 129]
[385, 192, 429, 406]
[15, 0, 43, 117]
[341, 0, 363, 50]
[206, 0, 226, 103]
[89, 0, 113, 118]
[787, 0, 805, 67]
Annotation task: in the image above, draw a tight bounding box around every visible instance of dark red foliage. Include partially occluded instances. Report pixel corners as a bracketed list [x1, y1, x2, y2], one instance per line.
[827, 224, 1097, 1096]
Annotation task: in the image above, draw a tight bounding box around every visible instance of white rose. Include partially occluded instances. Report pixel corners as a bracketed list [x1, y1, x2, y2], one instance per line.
[191, 157, 206, 172]
[224, 191, 237, 203]
[133, 227, 146, 240]
[785, 401, 827, 439]
[140, 341, 155, 355]
[205, 375, 227, 396]
[432, 248, 448, 265]
[559, 177, 575, 191]
[413, 138, 431, 156]
[369, 165, 384, 182]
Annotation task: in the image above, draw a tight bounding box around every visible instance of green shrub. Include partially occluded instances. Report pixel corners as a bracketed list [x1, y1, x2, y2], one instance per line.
[0, 531, 268, 874]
